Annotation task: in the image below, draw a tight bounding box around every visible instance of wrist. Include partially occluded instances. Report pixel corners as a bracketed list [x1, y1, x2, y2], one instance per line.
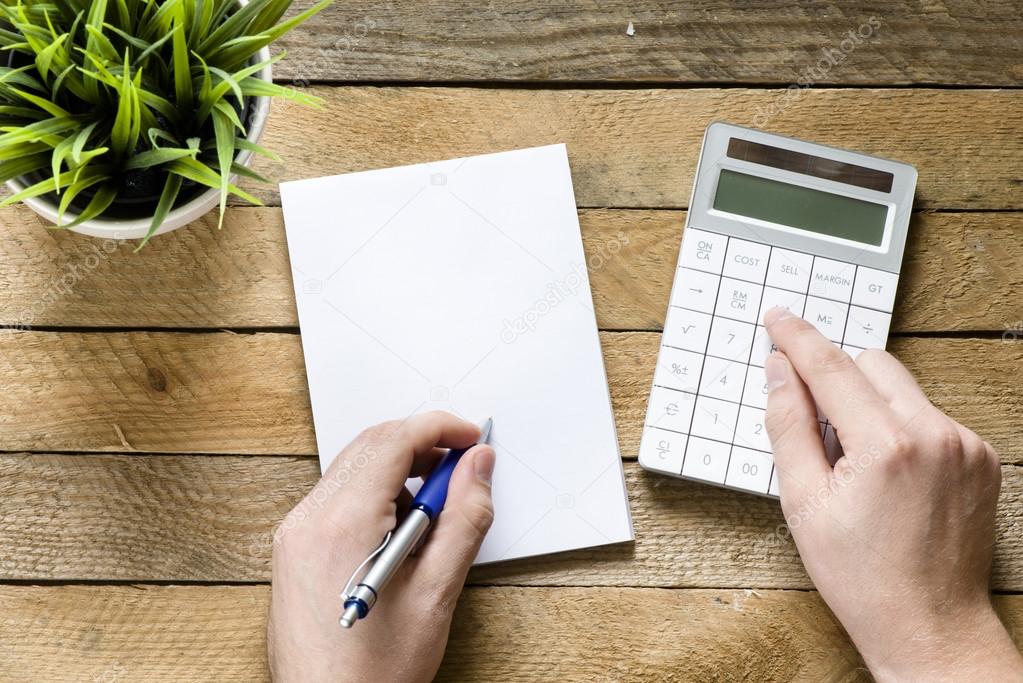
[864, 600, 1022, 682]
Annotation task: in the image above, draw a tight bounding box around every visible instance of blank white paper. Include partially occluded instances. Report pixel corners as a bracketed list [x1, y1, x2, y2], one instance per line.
[280, 144, 633, 563]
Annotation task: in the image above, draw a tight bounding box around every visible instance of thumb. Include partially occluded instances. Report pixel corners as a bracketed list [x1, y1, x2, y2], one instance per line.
[764, 352, 831, 508]
[412, 445, 496, 596]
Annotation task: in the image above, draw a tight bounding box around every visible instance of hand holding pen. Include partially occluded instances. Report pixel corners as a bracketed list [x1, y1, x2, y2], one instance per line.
[341, 418, 492, 627]
[267, 412, 496, 682]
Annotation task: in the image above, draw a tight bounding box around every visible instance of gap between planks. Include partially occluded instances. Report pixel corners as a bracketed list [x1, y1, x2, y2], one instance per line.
[4, 455, 1023, 591]
[1, 206, 1020, 332]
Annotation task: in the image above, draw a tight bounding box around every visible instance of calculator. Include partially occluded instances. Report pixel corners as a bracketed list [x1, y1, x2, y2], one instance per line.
[638, 122, 917, 497]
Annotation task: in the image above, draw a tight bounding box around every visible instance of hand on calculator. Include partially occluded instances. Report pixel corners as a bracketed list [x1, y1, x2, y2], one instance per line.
[762, 306, 1023, 681]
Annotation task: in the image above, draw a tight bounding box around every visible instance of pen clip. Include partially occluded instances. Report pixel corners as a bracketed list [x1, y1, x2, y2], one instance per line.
[340, 531, 392, 600]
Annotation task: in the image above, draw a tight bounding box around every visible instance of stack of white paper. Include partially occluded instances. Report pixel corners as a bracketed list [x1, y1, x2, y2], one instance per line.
[281, 144, 633, 563]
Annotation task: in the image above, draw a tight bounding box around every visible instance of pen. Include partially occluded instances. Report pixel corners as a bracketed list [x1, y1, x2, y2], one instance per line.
[339, 417, 493, 629]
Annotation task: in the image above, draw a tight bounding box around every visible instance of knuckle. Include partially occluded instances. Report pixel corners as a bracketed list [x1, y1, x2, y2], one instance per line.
[405, 410, 453, 433]
[810, 343, 855, 376]
[356, 420, 402, 448]
[833, 456, 856, 480]
[854, 347, 889, 370]
[884, 429, 916, 461]
[772, 312, 813, 336]
[928, 424, 963, 457]
[958, 429, 987, 460]
[975, 439, 1002, 483]
[459, 498, 495, 538]
[422, 409, 455, 422]
[984, 441, 1001, 466]
[765, 403, 801, 447]
[988, 452, 1003, 483]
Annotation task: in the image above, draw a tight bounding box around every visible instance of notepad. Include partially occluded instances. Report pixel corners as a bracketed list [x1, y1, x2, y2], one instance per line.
[281, 144, 633, 564]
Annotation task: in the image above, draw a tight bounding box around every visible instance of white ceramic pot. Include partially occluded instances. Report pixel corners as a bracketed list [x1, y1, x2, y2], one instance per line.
[5, 47, 273, 241]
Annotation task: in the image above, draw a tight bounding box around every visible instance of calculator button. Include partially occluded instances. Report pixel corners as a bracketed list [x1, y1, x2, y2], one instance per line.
[639, 427, 686, 475]
[843, 344, 866, 361]
[682, 436, 730, 484]
[742, 365, 770, 409]
[691, 396, 739, 442]
[699, 356, 745, 403]
[645, 386, 696, 434]
[714, 278, 763, 324]
[759, 286, 806, 319]
[707, 317, 754, 363]
[725, 446, 773, 494]
[663, 307, 712, 352]
[852, 267, 899, 312]
[824, 424, 844, 466]
[671, 268, 720, 314]
[803, 297, 848, 342]
[843, 306, 891, 349]
[809, 257, 855, 303]
[723, 238, 770, 283]
[749, 325, 778, 367]
[765, 248, 813, 292]
[654, 347, 703, 394]
[734, 406, 771, 452]
[768, 467, 780, 496]
[680, 228, 727, 274]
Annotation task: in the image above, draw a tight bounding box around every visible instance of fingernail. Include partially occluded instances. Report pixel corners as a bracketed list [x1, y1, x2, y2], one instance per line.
[474, 446, 496, 485]
[763, 306, 793, 326]
[765, 354, 788, 392]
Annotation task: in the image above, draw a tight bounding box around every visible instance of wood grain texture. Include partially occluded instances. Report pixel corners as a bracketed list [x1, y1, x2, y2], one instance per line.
[1, 4, 1021, 676]
[245, 87, 1022, 209]
[4, 584, 1023, 682]
[270, 1, 1023, 86]
[1, 206, 1020, 333]
[0, 331, 1018, 458]
[4, 454, 1023, 592]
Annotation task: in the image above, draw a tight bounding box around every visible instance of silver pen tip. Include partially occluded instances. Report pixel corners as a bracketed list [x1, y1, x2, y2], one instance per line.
[479, 417, 493, 444]
[339, 605, 361, 629]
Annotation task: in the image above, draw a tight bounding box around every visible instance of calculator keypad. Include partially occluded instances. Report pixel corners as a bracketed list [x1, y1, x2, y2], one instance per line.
[641, 227, 899, 497]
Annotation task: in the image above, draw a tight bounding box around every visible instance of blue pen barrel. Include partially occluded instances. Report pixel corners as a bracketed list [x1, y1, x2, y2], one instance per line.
[413, 447, 469, 520]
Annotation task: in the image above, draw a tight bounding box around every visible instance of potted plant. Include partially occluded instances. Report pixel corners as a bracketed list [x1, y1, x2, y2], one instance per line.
[0, 0, 330, 246]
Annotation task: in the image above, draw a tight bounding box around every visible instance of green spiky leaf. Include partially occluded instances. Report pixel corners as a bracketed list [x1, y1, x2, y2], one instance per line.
[0, 0, 332, 247]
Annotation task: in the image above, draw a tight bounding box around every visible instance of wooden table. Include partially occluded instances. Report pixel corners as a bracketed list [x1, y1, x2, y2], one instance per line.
[2, 3, 1022, 680]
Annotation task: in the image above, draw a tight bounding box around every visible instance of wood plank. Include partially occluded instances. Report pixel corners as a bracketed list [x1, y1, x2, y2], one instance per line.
[271, 1, 1023, 86]
[0, 331, 1018, 459]
[4, 455, 1023, 592]
[1, 206, 1020, 333]
[247, 88, 1022, 209]
[4, 584, 1023, 682]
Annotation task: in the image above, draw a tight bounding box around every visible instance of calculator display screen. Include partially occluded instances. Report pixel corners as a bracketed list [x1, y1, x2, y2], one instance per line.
[713, 169, 888, 247]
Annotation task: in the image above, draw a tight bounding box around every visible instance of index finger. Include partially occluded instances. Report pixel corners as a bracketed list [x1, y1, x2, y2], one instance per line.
[763, 307, 896, 450]
[328, 411, 482, 495]
[290, 412, 481, 578]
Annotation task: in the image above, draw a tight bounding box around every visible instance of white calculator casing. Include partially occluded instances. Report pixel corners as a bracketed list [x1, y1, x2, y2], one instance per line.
[639, 122, 917, 498]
